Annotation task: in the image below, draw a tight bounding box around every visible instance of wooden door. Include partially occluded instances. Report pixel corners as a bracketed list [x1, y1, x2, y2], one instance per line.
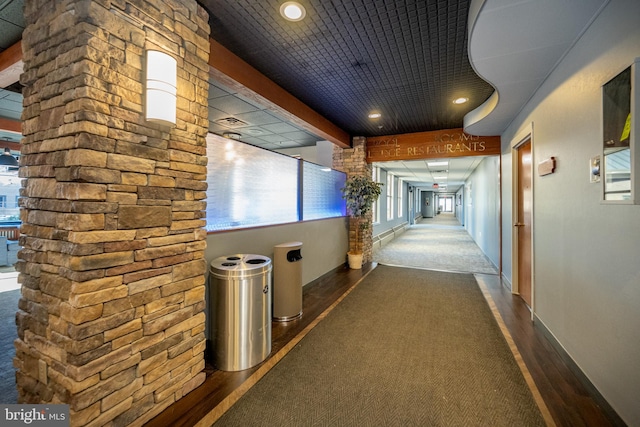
[516, 140, 532, 307]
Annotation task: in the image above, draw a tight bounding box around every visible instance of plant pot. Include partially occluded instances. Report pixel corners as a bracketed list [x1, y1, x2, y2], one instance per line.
[347, 252, 363, 269]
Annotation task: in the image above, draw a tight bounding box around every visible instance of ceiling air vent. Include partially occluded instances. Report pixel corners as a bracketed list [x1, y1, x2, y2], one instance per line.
[215, 117, 248, 127]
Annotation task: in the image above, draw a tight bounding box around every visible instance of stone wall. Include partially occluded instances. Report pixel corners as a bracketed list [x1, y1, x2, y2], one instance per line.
[333, 137, 374, 262]
[15, 1, 210, 426]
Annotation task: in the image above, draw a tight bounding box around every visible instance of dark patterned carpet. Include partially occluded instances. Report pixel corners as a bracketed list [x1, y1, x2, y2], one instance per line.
[213, 265, 545, 426]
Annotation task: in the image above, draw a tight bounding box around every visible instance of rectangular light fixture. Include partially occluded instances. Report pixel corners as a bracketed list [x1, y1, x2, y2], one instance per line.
[145, 50, 177, 126]
[427, 161, 449, 167]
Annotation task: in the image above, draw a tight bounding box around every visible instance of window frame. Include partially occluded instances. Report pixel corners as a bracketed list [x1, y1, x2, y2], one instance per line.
[372, 166, 381, 224]
[397, 178, 403, 218]
[386, 172, 394, 220]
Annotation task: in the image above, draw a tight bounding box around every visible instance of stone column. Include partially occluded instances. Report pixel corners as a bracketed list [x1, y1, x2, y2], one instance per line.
[333, 137, 374, 262]
[15, 1, 210, 426]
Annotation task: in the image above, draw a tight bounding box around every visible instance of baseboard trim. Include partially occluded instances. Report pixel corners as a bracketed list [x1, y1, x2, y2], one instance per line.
[532, 315, 627, 427]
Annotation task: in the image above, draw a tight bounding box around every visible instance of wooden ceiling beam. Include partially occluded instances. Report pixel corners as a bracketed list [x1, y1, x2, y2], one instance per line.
[0, 40, 21, 73]
[0, 117, 20, 136]
[208, 38, 351, 149]
[0, 41, 23, 140]
[1, 38, 352, 148]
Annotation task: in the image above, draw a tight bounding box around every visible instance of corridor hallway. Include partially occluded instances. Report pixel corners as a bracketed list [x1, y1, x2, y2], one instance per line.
[373, 213, 498, 274]
[0, 213, 623, 426]
[371, 212, 624, 427]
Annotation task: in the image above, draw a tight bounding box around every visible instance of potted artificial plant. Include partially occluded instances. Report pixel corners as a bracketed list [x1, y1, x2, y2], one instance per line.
[341, 175, 383, 269]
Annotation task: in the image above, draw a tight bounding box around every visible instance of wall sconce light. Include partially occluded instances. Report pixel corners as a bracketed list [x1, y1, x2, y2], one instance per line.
[145, 50, 177, 126]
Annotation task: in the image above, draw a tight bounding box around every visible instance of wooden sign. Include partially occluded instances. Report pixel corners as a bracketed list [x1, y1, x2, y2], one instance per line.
[538, 157, 556, 176]
[366, 128, 501, 163]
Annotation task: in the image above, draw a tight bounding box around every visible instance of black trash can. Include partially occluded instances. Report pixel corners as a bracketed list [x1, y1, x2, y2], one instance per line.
[273, 242, 303, 321]
[209, 254, 272, 371]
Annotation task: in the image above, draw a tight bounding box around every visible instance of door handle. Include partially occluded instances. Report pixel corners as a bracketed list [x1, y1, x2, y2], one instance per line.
[514, 223, 525, 227]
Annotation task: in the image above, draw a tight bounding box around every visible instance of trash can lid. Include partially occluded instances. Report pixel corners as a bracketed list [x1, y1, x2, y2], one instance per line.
[210, 254, 272, 277]
[274, 241, 302, 248]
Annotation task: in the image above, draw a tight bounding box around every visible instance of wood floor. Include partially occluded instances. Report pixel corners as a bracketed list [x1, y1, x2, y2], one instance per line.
[146, 263, 625, 427]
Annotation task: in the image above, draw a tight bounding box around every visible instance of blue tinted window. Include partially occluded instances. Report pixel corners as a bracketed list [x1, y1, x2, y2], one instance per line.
[302, 162, 347, 220]
[206, 137, 298, 231]
[205, 135, 346, 231]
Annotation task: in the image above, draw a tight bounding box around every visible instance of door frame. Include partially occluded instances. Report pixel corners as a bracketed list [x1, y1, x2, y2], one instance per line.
[511, 123, 535, 318]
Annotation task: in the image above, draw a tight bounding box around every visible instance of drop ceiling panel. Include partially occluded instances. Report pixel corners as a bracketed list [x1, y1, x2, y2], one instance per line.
[233, 110, 281, 126]
[0, 0, 24, 51]
[208, 84, 229, 99]
[0, 88, 20, 120]
[261, 122, 301, 134]
[212, 95, 260, 115]
[207, 77, 323, 149]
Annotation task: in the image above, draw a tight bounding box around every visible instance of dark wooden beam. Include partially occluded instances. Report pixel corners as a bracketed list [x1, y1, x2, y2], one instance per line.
[208, 38, 351, 149]
[0, 117, 21, 136]
[0, 41, 23, 139]
[1, 39, 351, 149]
[0, 40, 21, 73]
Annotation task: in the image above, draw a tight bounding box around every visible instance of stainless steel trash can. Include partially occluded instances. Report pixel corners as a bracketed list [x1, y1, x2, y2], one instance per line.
[209, 254, 272, 371]
[273, 242, 303, 321]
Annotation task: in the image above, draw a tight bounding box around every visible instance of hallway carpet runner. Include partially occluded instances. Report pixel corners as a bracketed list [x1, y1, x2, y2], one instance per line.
[374, 215, 499, 275]
[212, 265, 547, 426]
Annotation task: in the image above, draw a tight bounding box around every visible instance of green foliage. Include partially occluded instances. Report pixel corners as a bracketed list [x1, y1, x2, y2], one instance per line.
[341, 175, 383, 218]
[341, 175, 383, 254]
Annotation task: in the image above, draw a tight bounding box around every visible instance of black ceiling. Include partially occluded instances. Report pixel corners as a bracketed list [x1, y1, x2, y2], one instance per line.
[200, 0, 494, 138]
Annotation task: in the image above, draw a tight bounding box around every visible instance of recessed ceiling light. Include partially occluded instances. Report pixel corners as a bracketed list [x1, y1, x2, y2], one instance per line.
[368, 112, 382, 119]
[432, 176, 447, 180]
[453, 97, 469, 105]
[427, 161, 449, 167]
[280, 2, 306, 21]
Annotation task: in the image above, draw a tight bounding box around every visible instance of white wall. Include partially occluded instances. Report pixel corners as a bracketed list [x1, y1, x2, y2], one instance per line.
[500, 0, 640, 423]
[205, 217, 348, 287]
[464, 156, 500, 269]
[455, 186, 464, 225]
[203, 217, 349, 341]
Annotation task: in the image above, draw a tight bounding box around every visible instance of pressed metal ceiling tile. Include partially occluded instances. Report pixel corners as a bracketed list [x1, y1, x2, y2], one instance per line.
[203, 1, 492, 137]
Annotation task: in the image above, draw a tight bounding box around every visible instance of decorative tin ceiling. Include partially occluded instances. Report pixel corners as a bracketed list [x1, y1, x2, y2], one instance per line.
[0, 0, 608, 190]
[201, 0, 494, 138]
[2, 0, 494, 144]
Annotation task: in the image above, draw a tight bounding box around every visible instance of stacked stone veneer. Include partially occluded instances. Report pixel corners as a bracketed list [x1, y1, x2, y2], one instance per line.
[333, 137, 374, 262]
[15, 1, 210, 426]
